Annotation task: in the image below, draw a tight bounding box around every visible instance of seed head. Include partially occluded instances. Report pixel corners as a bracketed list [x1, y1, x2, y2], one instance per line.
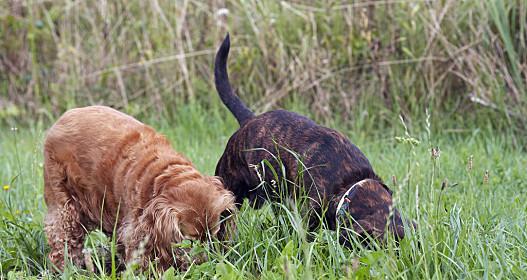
[483, 170, 489, 184]
[431, 146, 441, 160]
[467, 155, 473, 171]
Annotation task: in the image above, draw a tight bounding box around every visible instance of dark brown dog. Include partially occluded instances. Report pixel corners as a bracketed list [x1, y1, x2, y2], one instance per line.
[214, 35, 411, 246]
[44, 106, 235, 271]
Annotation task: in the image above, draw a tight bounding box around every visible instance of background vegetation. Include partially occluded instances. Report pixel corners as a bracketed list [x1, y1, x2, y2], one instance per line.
[1, 0, 526, 138]
[0, 0, 526, 279]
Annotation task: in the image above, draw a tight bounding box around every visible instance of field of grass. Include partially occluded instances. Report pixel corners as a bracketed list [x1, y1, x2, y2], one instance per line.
[0, 104, 525, 279]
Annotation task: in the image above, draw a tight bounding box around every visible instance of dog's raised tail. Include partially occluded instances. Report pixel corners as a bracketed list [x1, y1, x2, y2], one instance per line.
[214, 34, 254, 125]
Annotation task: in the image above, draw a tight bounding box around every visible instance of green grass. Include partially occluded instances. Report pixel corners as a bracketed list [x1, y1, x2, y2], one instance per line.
[1, 104, 525, 279]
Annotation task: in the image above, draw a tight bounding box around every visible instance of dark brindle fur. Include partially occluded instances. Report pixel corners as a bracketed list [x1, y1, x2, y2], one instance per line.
[214, 34, 411, 245]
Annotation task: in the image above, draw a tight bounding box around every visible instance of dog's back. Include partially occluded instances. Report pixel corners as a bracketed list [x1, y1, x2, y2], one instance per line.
[45, 106, 146, 158]
[215, 109, 378, 206]
[43, 106, 182, 229]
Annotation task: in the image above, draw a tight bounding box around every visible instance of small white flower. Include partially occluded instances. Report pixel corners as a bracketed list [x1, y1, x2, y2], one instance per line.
[217, 8, 229, 16]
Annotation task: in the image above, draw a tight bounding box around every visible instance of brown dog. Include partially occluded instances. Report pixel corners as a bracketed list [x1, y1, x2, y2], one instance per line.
[43, 106, 235, 271]
[214, 35, 412, 246]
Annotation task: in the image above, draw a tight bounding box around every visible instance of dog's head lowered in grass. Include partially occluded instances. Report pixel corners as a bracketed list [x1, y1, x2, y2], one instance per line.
[330, 179, 408, 246]
[148, 169, 234, 240]
[123, 173, 236, 269]
[43, 106, 235, 271]
[131, 172, 236, 250]
[123, 170, 236, 269]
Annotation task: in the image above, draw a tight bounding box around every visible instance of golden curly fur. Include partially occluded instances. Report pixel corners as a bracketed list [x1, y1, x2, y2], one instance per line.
[43, 106, 235, 271]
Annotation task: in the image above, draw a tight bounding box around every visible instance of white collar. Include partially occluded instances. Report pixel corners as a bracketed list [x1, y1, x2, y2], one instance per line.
[335, 178, 371, 219]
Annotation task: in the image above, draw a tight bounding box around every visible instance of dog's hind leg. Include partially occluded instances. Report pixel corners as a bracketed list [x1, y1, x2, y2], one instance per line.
[43, 156, 86, 270]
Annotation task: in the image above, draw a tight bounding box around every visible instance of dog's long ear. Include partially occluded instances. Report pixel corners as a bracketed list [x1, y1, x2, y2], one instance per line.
[125, 198, 186, 270]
